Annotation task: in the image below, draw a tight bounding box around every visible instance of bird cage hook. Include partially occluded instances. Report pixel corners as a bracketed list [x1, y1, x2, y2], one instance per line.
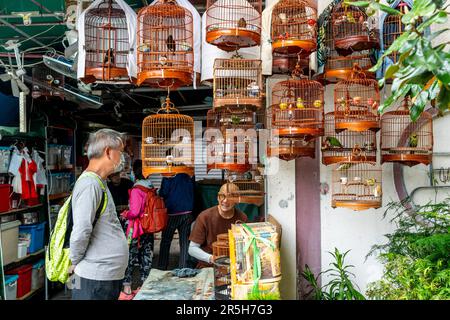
[291, 53, 306, 79]
[349, 63, 366, 80]
[398, 96, 411, 111]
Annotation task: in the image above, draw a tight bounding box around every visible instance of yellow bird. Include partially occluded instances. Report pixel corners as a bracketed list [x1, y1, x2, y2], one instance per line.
[279, 102, 288, 110]
[296, 98, 305, 109]
[373, 185, 382, 197]
[313, 100, 322, 108]
[365, 178, 376, 186]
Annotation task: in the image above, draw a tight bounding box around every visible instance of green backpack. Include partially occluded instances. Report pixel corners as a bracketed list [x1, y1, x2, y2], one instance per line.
[45, 172, 108, 284]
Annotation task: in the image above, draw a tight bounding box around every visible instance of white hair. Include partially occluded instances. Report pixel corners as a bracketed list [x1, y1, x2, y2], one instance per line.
[86, 129, 125, 160]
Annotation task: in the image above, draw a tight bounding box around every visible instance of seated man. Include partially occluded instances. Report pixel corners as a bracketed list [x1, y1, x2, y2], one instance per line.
[188, 183, 248, 267]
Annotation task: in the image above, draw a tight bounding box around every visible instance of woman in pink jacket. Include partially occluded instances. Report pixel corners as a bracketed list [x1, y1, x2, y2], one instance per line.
[119, 178, 154, 299]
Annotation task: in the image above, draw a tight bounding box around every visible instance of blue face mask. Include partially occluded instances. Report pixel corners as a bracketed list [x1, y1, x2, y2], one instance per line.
[130, 170, 136, 183]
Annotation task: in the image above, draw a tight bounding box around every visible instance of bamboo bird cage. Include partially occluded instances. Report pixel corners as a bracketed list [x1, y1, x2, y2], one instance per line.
[205, 0, 262, 51]
[271, 0, 317, 56]
[268, 137, 316, 161]
[332, 160, 382, 211]
[136, 0, 194, 88]
[334, 64, 380, 132]
[382, 1, 410, 66]
[213, 57, 263, 109]
[322, 112, 377, 165]
[83, 0, 130, 83]
[381, 97, 433, 166]
[223, 172, 265, 206]
[331, 1, 379, 54]
[141, 96, 195, 177]
[31, 65, 64, 99]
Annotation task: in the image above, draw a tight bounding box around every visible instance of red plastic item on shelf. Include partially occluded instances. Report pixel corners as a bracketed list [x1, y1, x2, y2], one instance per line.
[0, 184, 11, 212]
[6, 264, 33, 298]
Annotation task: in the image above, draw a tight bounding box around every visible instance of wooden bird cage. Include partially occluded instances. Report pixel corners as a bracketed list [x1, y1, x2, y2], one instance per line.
[206, 107, 257, 173]
[334, 64, 380, 132]
[332, 161, 382, 211]
[141, 96, 195, 177]
[331, 1, 379, 54]
[271, 0, 317, 56]
[268, 77, 324, 139]
[225, 172, 265, 206]
[31, 65, 64, 99]
[83, 0, 131, 83]
[268, 137, 315, 161]
[322, 112, 377, 165]
[382, 1, 410, 66]
[217, 233, 229, 242]
[136, 0, 194, 88]
[212, 241, 230, 257]
[213, 57, 262, 109]
[381, 97, 433, 166]
[205, 0, 262, 51]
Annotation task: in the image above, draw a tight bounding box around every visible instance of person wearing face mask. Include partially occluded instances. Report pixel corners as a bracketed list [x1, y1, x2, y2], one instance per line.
[188, 183, 248, 268]
[69, 129, 129, 300]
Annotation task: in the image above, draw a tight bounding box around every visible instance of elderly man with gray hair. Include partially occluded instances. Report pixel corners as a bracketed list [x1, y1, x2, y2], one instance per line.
[70, 129, 129, 300]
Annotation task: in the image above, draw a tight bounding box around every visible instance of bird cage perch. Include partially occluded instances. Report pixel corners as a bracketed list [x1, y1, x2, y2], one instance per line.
[141, 96, 195, 177]
[332, 160, 382, 211]
[206, 0, 262, 51]
[334, 64, 380, 132]
[331, 1, 379, 54]
[271, 0, 317, 57]
[213, 57, 262, 109]
[268, 137, 316, 161]
[322, 112, 376, 165]
[381, 97, 433, 166]
[80, 0, 135, 83]
[31, 65, 64, 99]
[136, 0, 194, 88]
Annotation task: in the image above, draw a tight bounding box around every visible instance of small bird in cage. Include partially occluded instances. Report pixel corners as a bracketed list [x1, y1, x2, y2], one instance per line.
[337, 163, 353, 171]
[237, 17, 247, 28]
[231, 115, 241, 125]
[307, 19, 317, 38]
[178, 41, 192, 52]
[159, 55, 168, 66]
[278, 13, 287, 24]
[313, 100, 322, 108]
[158, 136, 165, 144]
[247, 81, 259, 97]
[228, 174, 237, 183]
[278, 32, 290, 40]
[323, 136, 343, 149]
[409, 132, 418, 148]
[166, 155, 174, 166]
[346, 12, 356, 23]
[371, 100, 378, 111]
[139, 43, 151, 52]
[166, 35, 176, 53]
[373, 184, 382, 197]
[340, 177, 348, 185]
[352, 96, 362, 105]
[365, 178, 376, 186]
[103, 48, 115, 65]
[296, 97, 305, 109]
[279, 102, 288, 110]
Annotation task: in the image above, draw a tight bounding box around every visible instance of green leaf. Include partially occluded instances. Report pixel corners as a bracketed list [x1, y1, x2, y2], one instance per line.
[437, 84, 450, 111]
[411, 90, 429, 121]
[378, 3, 402, 15]
[385, 64, 400, 80]
[347, 1, 370, 7]
[417, 10, 448, 32]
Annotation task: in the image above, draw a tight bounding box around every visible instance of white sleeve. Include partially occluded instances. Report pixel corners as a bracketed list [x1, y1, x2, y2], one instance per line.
[188, 241, 212, 264]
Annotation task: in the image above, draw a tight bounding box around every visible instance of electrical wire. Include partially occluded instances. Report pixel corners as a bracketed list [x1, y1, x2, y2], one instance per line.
[15, 24, 59, 46]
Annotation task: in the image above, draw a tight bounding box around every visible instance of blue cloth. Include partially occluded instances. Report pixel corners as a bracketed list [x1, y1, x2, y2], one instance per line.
[170, 268, 200, 278]
[159, 173, 194, 215]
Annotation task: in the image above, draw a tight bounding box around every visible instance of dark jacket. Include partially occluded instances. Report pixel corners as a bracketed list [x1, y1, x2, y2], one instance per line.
[159, 173, 194, 215]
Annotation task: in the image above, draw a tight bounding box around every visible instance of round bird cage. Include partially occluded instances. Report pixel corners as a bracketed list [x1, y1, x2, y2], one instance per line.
[136, 0, 194, 88]
[217, 233, 229, 242]
[214, 256, 231, 300]
[334, 64, 380, 132]
[206, 106, 257, 173]
[83, 0, 131, 83]
[225, 172, 265, 206]
[271, 0, 317, 56]
[213, 57, 262, 109]
[205, 0, 262, 51]
[331, 1, 379, 54]
[268, 137, 315, 161]
[212, 241, 230, 257]
[141, 96, 195, 177]
[322, 112, 377, 165]
[381, 97, 433, 166]
[382, 1, 410, 66]
[332, 161, 382, 211]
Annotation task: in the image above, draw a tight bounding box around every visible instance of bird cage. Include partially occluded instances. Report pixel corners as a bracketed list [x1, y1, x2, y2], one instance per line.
[213, 256, 231, 300]
[141, 96, 194, 177]
[224, 172, 265, 206]
[268, 70, 324, 139]
[213, 57, 262, 109]
[212, 241, 230, 257]
[381, 97, 433, 166]
[82, 0, 134, 83]
[217, 233, 229, 242]
[331, 1, 379, 53]
[272, 53, 307, 75]
[31, 65, 64, 99]
[322, 112, 376, 165]
[332, 161, 382, 210]
[271, 0, 317, 56]
[205, 0, 262, 51]
[334, 64, 380, 132]
[268, 137, 315, 161]
[136, 0, 194, 88]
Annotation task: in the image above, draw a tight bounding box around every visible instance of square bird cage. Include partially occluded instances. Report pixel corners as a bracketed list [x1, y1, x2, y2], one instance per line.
[331, 1, 379, 54]
[224, 172, 265, 206]
[213, 58, 263, 109]
[334, 64, 380, 132]
[271, 0, 317, 57]
[268, 78, 324, 139]
[81, 0, 134, 83]
[381, 97, 433, 167]
[31, 65, 64, 99]
[268, 136, 316, 161]
[322, 112, 377, 165]
[141, 97, 195, 177]
[136, 0, 194, 88]
[332, 161, 382, 211]
[206, 107, 258, 173]
[206, 0, 262, 51]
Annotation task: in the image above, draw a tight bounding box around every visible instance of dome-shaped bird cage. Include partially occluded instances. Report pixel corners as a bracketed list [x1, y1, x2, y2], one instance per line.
[331, 1, 379, 54]
[142, 96, 195, 177]
[332, 161, 382, 210]
[381, 97, 433, 166]
[268, 136, 315, 161]
[334, 64, 380, 132]
[213, 56, 262, 109]
[224, 171, 265, 206]
[322, 112, 377, 165]
[136, 0, 194, 88]
[82, 0, 133, 83]
[206, 107, 257, 173]
[205, 0, 262, 51]
[271, 0, 317, 57]
[31, 64, 64, 99]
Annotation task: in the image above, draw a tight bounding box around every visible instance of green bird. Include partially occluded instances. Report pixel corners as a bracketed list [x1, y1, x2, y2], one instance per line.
[231, 115, 241, 125]
[325, 136, 343, 148]
[337, 163, 353, 171]
[409, 133, 418, 148]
